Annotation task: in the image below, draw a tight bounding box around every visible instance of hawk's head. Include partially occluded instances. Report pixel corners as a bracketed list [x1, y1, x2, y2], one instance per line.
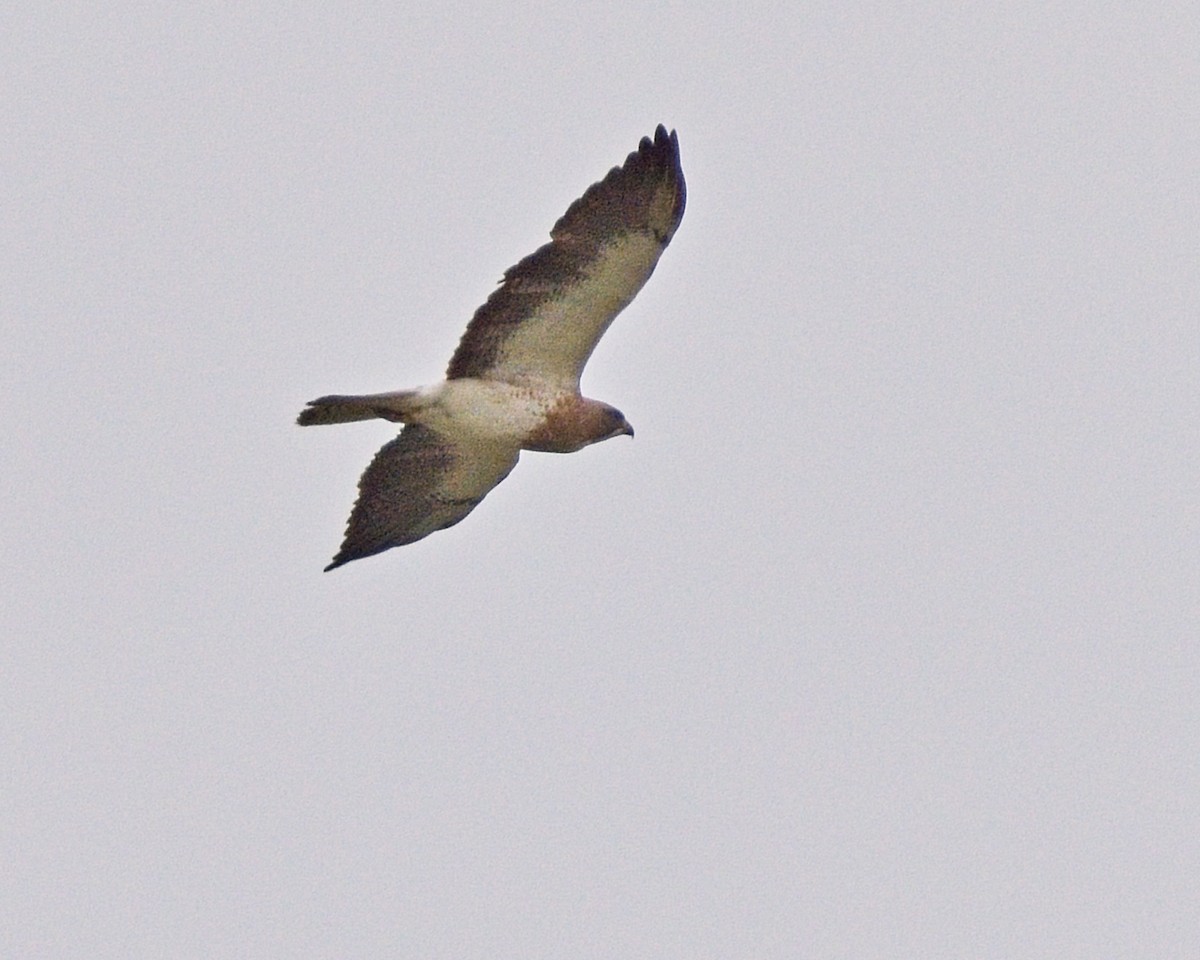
[597, 403, 635, 442]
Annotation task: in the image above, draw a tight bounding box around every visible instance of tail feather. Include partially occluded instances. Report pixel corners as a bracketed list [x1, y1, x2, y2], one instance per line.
[296, 390, 421, 426]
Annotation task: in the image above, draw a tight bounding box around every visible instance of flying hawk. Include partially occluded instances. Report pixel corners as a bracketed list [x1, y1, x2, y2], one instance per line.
[298, 125, 686, 570]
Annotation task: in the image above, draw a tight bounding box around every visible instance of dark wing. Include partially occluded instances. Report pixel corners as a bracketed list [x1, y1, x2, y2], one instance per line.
[324, 425, 520, 571]
[445, 125, 686, 390]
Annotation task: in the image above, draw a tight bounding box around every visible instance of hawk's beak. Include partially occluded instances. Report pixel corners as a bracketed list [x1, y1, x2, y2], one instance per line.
[623, 423, 635, 438]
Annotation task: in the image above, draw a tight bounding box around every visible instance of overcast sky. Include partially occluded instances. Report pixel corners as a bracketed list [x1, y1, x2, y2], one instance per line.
[4, 2, 1198, 957]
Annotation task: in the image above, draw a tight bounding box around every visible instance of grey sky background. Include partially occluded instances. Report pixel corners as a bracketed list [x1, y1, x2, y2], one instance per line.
[4, 2, 1197, 957]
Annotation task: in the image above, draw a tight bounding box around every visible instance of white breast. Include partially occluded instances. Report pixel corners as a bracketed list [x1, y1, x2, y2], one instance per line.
[420, 378, 565, 443]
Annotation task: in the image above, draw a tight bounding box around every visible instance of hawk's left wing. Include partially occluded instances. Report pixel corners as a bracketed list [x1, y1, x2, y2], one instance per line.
[325, 425, 520, 570]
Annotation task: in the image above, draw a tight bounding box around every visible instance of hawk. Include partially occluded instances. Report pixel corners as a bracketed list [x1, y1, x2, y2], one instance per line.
[298, 126, 686, 570]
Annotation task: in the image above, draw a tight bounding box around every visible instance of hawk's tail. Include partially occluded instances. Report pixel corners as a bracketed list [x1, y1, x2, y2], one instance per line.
[296, 390, 422, 427]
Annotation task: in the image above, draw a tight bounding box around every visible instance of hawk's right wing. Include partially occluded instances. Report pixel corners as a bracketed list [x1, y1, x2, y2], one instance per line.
[445, 126, 686, 391]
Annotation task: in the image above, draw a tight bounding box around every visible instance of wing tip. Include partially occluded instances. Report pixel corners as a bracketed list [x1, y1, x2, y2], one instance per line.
[649, 123, 678, 152]
[640, 123, 686, 240]
[323, 539, 386, 571]
[636, 123, 681, 169]
[323, 540, 361, 571]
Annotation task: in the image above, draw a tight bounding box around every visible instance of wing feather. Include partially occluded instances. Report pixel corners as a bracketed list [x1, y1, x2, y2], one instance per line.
[325, 425, 519, 570]
[446, 125, 686, 389]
